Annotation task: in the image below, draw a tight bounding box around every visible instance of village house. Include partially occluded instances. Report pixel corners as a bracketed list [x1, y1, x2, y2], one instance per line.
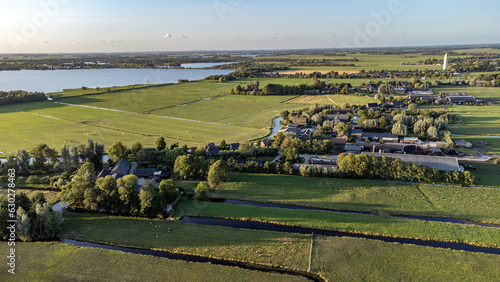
[292, 117, 308, 126]
[204, 142, 220, 156]
[323, 114, 350, 123]
[445, 96, 477, 104]
[351, 129, 363, 140]
[365, 103, 380, 110]
[260, 139, 275, 148]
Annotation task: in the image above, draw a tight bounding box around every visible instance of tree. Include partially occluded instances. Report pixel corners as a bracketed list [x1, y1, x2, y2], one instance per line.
[61, 162, 96, 208]
[16, 207, 32, 241]
[391, 123, 408, 137]
[195, 181, 211, 198]
[335, 122, 351, 133]
[70, 146, 79, 167]
[158, 180, 179, 204]
[155, 136, 166, 151]
[16, 149, 30, 174]
[340, 85, 349, 94]
[174, 154, 209, 180]
[207, 160, 228, 187]
[139, 184, 161, 217]
[95, 175, 119, 210]
[426, 126, 438, 140]
[463, 171, 475, 186]
[413, 120, 427, 136]
[131, 142, 143, 156]
[117, 175, 140, 214]
[219, 139, 228, 151]
[109, 141, 127, 161]
[282, 147, 300, 163]
[60, 145, 72, 172]
[379, 116, 387, 130]
[311, 114, 323, 125]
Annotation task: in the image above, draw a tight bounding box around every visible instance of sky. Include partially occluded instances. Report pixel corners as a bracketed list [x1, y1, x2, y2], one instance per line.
[1, 0, 499, 53]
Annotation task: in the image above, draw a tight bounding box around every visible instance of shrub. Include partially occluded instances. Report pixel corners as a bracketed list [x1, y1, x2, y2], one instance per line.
[26, 175, 41, 184]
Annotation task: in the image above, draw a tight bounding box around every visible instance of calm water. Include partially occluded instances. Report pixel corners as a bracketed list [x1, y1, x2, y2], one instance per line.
[0, 68, 233, 93]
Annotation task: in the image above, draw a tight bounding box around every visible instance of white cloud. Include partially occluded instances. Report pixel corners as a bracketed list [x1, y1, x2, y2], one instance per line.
[163, 33, 171, 39]
[40, 40, 48, 44]
[178, 35, 188, 39]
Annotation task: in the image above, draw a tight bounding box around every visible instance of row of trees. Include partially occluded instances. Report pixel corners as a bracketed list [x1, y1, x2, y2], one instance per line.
[0, 192, 62, 241]
[0, 90, 46, 105]
[337, 153, 474, 185]
[1, 139, 105, 176]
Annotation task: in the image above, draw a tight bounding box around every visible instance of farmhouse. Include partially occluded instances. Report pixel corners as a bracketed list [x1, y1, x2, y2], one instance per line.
[365, 103, 380, 110]
[363, 153, 462, 172]
[205, 142, 220, 156]
[260, 139, 275, 148]
[292, 117, 307, 126]
[109, 158, 132, 179]
[440, 92, 468, 98]
[408, 92, 435, 103]
[323, 114, 349, 122]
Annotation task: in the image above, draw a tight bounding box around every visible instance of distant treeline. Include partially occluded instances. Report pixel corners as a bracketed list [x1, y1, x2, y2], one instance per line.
[0, 90, 46, 105]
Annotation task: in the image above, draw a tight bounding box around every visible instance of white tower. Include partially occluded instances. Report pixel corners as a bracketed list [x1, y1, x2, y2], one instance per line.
[443, 52, 449, 71]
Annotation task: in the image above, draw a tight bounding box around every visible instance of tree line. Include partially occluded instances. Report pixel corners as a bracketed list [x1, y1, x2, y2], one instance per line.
[0, 90, 46, 105]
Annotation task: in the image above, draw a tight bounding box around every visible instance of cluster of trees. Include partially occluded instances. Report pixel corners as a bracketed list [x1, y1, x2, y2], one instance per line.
[0, 90, 46, 105]
[3, 139, 105, 176]
[173, 156, 228, 187]
[60, 162, 180, 217]
[337, 153, 474, 185]
[0, 193, 62, 241]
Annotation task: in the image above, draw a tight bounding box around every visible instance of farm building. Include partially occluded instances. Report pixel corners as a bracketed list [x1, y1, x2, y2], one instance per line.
[445, 96, 476, 104]
[363, 153, 462, 172]
[362, 133, 399, 143]
[351, 129, 363, 140]
[345, 144, 363, 153]
[292, 117, 307, 126]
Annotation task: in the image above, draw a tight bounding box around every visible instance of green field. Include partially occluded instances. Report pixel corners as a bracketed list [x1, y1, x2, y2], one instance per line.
[313, 236, 500, 281]
[57, 212, 500, 281]
[286, 94, 375, 105]
[60, 212, 311, 270]
[463, 162, 500, 187]
[178, 200, 500, 247]
[211, 173, 500, 224]
[0, 242, 305, 282]
[458, 136, 500, 157]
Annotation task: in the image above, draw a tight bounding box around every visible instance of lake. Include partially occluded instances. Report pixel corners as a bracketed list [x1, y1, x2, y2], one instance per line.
[0, 68, 233, 93]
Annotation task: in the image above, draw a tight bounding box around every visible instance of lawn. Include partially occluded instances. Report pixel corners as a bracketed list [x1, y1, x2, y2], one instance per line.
[0, 242, 305, 282]
[217, 94, 300, 103]
[312, 236, 500, 281]
[463, 162, 500, 187]
[459, 136, 500, 157]
[177, 200, 500, 248]
[59, 212, 311, 270]
[211, 173, 500, 224]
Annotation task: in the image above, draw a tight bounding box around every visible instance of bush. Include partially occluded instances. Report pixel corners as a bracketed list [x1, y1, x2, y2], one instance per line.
[494, 159, 500, 165]
[26, 175, 41, 184]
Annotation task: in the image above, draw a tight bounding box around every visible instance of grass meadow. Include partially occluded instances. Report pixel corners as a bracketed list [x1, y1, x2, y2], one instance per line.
[59, 212, 311, 270]
[312, 236, 500, 281]
[212, 173, 500, 224]
[0, 242, 305, 282]
[177, 200, 500, 248]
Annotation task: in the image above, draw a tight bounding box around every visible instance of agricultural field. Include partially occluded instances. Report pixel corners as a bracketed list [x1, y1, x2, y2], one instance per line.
[60, 212, 311, 270]
[459, 136, 500, 157]
[177, 200, 500, 247]
[56, 212, 499, 281]
[463, 162, 500, 187]
[0, 242, 304, 282]
[211, 173, 500, 223]
[0, 189, 59, 204]
[285, 94, 375, 106]
[312, 236, 500, 281]
[152, 99, 302, 128]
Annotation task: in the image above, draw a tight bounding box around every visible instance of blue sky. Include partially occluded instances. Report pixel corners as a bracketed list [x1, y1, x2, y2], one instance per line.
[1, 0, 499, 53]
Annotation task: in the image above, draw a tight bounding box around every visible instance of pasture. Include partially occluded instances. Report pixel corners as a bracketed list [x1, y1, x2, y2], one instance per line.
[178, 200, 500, 247]
[60, 212, 311, 270]
[313, 236, 500, 281]
[0, 242, 304, 282]
[212, 173, 500, 224]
